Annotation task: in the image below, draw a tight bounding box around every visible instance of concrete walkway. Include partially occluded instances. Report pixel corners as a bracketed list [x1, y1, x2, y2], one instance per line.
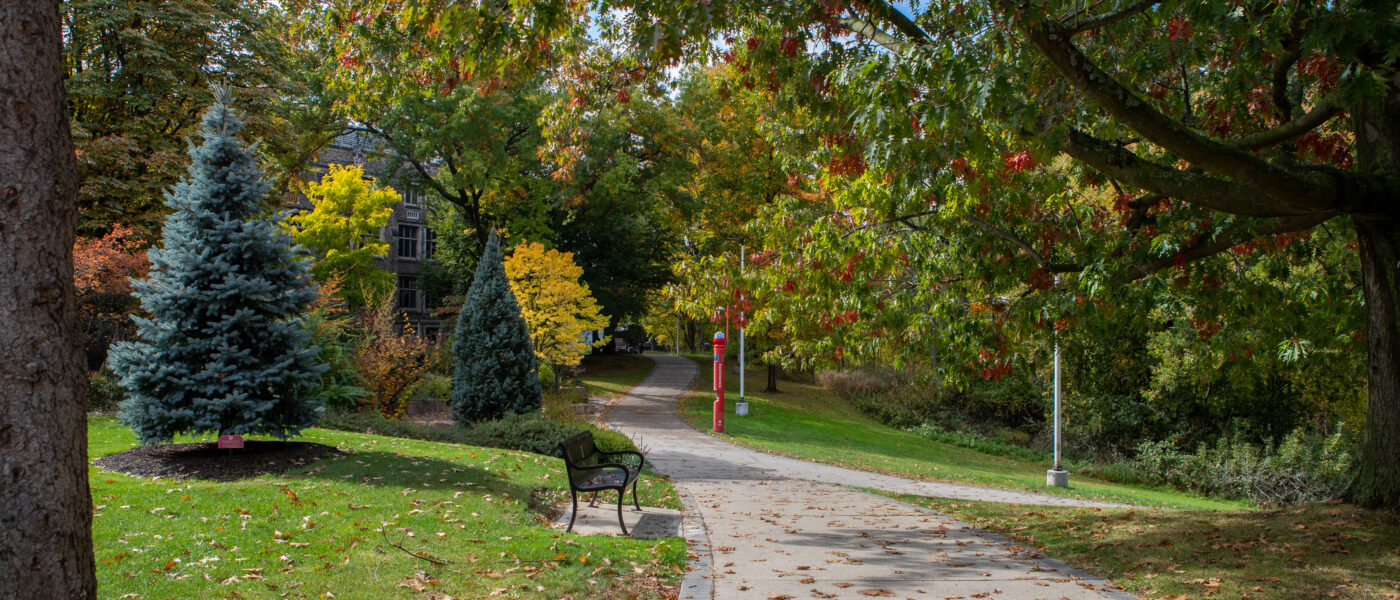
[604, 355, 1137, 600]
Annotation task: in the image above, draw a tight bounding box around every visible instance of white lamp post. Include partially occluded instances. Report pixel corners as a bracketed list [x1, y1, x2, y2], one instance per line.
[1047, 274, 1069, 488]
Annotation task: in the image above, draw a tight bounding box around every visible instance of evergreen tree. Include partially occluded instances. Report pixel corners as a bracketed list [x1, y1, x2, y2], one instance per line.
[109, 93, 325, 444]
[451, 232, 541, 422]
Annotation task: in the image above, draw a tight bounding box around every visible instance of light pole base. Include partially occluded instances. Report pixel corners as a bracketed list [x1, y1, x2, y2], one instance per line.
[735, 401, 749, 416]
[1046, 468, 1069, 488]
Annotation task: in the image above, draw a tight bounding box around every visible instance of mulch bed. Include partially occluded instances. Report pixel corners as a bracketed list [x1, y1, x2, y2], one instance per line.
[93, 440, 340, 481]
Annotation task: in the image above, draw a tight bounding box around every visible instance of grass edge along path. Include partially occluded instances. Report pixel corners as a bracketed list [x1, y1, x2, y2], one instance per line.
[88, 417, 686, 600]
[577, 353, 656, 401]
[673, 355, 1241, 510]
[881, 493, 1400, 600]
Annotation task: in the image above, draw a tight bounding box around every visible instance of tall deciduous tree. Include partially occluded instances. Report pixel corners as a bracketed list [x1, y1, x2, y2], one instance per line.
[109, 93, 325, 444]
[0, 1, 96, 597]
[285, 164, 397, 308]
[504, 242, 610, 388]
[451, 232, 541, 422]
[63, 0, 294, 236]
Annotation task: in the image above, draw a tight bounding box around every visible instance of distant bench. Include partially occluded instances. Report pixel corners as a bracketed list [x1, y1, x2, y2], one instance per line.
[557, 431, 645, 535]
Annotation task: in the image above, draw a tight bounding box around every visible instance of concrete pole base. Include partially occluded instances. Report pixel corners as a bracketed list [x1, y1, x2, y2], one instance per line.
[1046, 468, 1069, 488]
[735, 401, 749, 416]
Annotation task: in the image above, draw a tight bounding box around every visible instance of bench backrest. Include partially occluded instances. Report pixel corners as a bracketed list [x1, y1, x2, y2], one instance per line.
[559, 431, 600, 485]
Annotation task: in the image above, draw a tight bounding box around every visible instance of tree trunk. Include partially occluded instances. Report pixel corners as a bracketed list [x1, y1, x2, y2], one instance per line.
[1351, 215, 1400, 510]
[764, 362, 779, 393]
[0, 2, 97, 598]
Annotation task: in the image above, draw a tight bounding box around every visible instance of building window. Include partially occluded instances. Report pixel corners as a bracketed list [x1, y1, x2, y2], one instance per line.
[397, 224, 419, 259]
[398, 275, 418, 310]
[403, 187, 422, 206]
[424, 228, 437, 260]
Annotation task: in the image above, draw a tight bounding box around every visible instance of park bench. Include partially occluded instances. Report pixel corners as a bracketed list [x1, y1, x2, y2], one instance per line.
[557, 431, 645, 535]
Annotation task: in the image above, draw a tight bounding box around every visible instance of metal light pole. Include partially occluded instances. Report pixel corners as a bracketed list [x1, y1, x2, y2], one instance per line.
[724, 238, 749, 416]
[738, 242, 745, 404]
[1047, 274, 1069, 488]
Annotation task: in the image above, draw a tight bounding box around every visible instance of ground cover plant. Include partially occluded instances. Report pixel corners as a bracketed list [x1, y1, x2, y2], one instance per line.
[676, 357, 1240, 510]
[890, 495, 1400, 600]
[88, 417, 685, 600]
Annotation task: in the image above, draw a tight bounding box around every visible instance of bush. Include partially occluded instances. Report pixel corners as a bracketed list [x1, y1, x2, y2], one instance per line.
[815, 369, 892, 398]
[909, 423, 1058, 465]
[412, 373, 453, 401]
[461, 412, 582, 456]
[1132, 428, 1358, 506]
[87, 369, 127, 413]
[319, 407, 644, 458]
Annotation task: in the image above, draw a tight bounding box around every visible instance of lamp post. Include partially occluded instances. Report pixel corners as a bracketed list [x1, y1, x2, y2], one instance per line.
[725, 237, 749, 416]
[1047, 274, 1069, 488]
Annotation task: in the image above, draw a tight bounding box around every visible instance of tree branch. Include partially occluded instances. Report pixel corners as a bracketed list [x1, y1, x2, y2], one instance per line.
[1228, 97, 1343, 150]
[837, 17, 906, 52]
[1269, 47, 1303, 121]
[1063, 128, 1306, 217]
[1067, 0, 1162, 34]
[963, 215, 1076, 272]
[1121, 213, 1334, 281]
[1014, 14, 1337, 213]
[857, 0, 932, 43]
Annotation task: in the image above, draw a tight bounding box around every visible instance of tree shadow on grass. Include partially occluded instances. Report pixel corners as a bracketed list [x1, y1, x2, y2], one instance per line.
[290, 449, 552, 513]
[962, 502, 1400, 600]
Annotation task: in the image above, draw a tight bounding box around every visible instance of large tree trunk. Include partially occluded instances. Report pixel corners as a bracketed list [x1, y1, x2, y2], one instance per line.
[1349, 91, 1400, 510]
[0, 2, 96, 598]
[1351, 215, 1400, 509]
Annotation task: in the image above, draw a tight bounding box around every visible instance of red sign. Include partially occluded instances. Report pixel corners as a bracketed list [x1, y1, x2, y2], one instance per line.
[217, 435, 244, 449]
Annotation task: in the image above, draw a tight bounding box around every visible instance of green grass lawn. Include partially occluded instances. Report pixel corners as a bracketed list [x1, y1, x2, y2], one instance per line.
[675, 357, 1242, 510]
[89, 417, 685, 600]
[576, 354, 655, 400]
[894, 495, 1400, 600]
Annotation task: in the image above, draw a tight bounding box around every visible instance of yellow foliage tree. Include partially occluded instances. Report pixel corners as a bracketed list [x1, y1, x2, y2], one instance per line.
[284, 164, 398, 308]
[503, 242, 610, 387]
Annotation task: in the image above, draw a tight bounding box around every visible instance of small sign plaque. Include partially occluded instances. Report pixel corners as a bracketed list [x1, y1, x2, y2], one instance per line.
[217, 435, 244, 449]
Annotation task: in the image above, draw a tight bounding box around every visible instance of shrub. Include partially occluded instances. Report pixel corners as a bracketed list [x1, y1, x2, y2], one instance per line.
[302, 284, 371, 411]
[86, 368, 127, 413]
[1132, 428, 1358, 506]
[412, 373, 453, 401]
[355, 289, 437, 419]
[461, 412, 586, 456]
[815, 369, 892, 397]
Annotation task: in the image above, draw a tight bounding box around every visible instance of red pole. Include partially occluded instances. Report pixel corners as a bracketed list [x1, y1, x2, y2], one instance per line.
[713, 332, 727, 433]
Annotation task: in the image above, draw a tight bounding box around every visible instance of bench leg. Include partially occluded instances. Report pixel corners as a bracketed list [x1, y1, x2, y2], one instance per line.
[587, 490, 599, 507]
[631, 480, 641, 511]
[616, 489, 629, 536]
[566, 489, 579, 533]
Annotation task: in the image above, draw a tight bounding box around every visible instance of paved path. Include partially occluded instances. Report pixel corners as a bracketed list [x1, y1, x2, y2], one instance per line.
[605, 355, 1137, 600]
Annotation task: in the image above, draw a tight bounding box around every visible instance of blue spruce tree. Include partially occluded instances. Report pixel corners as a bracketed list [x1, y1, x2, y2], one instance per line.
[109, 93, 325, 444]
[451, 232, 541, 422]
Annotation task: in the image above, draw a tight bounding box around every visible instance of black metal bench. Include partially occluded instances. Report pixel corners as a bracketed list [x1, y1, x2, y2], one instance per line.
[557, 431, 644, 535]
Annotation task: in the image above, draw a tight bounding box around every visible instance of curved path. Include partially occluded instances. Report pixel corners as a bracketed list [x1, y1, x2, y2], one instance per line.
[605, 354, 1136, 600]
